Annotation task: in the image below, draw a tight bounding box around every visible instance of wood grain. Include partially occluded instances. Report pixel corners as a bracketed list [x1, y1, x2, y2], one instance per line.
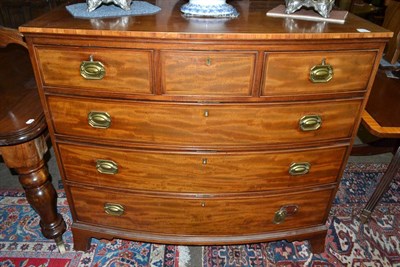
[0, 37, 46, 145]
[360, 69, 400, 138]
[363, 70, 400, 130]
[70, 185, 333, 236]
[48, 96, 362, 147]
[262, 50, 377, 96]
[0, 26, 66, 247]
[0, 135, 47, 168]
[19, 0, 391, 252]
[160, 51, 255, 96]
[71, 221, 328, 247]
[59, 143, 346, 193]
[18, 0, 392, 40]
[0, 136, 66, 241]
[361, 111, 400, 138]
[36, 46, 152, 94]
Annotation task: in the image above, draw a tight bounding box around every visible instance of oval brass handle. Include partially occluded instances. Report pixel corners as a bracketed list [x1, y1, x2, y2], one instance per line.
[299, 115, 322, 131]
[104, 203, 125, 216]
[88, 111, 111, 129]
[96, 159, 118, 175]
[273, 205, 299, 224]
[80, 55, 105, 80]
[310, 59, 333, 83]
[289, 162, 311, 176]
[273, 208, 287, 224]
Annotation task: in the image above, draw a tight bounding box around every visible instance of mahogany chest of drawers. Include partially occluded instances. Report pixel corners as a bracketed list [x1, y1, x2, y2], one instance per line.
[20, 0, 391, 252]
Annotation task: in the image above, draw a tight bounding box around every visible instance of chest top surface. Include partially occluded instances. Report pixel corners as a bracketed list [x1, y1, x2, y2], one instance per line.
[19, 0, 392, 41]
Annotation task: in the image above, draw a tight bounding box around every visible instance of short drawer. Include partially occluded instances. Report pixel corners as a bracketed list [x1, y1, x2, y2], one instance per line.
[262, 51, 376, 96]
[70, 186, 333, 235]
[160, 51, 256, 96]
[35, 46, 152, 94]
[59, 143, 346, 192]
[48, 96, 362, 147]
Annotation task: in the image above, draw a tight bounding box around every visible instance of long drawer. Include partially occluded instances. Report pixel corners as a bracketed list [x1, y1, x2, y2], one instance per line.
[59, 143, 346, 192]
[35, 46, 153, 94]
[262, 50, 376, 96]
[70, 185, 334, 236]
[48, 96, 362, 146]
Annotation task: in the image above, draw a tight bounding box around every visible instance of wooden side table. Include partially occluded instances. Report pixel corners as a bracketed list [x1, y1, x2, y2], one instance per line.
[357, 69, 400, 223]
[0, 27, 66, 252]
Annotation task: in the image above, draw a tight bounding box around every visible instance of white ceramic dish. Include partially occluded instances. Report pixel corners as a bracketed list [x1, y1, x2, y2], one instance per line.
[181, 0, 239, 17]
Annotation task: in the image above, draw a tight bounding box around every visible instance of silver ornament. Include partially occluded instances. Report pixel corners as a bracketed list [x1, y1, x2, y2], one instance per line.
[285, 0, 335, 18]
[86, 0, 133, 12]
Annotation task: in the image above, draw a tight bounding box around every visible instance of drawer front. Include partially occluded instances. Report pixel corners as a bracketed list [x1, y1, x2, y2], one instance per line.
[48, 96, 361, 146]
[262, 51, 376, 96]
[59, 143, 346, 192]
[160, 51, 256, 96]
[35, 46, 152, 94]
[70, 186, 333, 235]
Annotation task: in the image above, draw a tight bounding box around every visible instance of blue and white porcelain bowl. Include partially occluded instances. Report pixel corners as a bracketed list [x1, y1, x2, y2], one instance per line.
[181, 0, 239, 17]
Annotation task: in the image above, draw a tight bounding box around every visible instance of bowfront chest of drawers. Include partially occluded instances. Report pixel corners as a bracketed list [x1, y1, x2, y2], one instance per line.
[20, 0, 391, 252]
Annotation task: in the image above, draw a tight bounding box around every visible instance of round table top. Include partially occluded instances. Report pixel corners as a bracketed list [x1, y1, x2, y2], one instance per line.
[0, 44, 46, 146]
[362, 68, 400, 138]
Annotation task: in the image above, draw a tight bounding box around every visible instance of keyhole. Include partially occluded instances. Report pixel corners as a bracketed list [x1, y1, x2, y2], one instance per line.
[206, 57, 211, 66]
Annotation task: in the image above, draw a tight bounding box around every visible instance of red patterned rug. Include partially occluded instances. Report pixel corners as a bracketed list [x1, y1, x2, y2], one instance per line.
[0, 163, 399, 266]
[203, 163, 400, 266]
[0, 190, 189, 267]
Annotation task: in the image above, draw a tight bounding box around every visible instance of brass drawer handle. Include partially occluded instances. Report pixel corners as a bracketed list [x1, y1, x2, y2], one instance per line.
[80, 55, 105, 80]
[273, 205, 298, 224]
[204, 110, 209, 117]
[88, 111, 111, 129]
[310, 58, 333, 83]
[289, 162, 311, 176]
[96, 159, 118, 175]
[104, 203, 125, 216]
[299, 115, 322, 131]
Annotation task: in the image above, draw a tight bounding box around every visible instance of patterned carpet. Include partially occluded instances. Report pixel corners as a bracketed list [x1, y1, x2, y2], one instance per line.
[203, 163, 400, 266]
[0, 191, 187, 267]
[0, 163, 399, 266]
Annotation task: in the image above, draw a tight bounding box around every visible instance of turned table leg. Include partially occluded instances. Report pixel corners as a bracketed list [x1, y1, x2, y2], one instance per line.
[360, 146, 400, 223]
[0, 135, 66, 252]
